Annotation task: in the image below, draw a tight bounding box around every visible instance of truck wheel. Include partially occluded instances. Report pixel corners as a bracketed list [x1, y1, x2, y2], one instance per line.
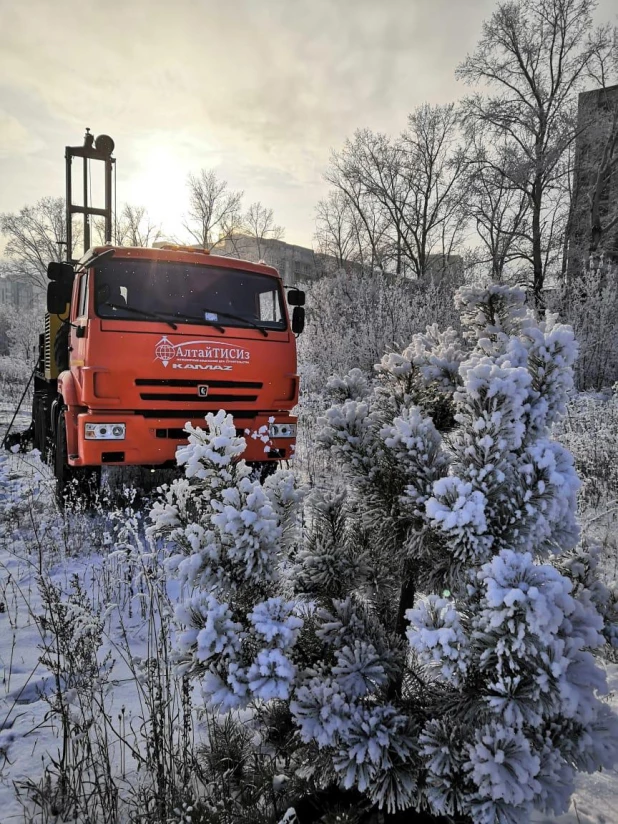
[54, 411, 100, 508]
[32, 394, 47, 457]
[260, 462, 278, 483]
[247, 461, 278, 483]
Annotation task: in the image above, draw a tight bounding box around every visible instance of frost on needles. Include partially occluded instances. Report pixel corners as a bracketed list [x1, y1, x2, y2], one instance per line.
[150, 287, 618, 824]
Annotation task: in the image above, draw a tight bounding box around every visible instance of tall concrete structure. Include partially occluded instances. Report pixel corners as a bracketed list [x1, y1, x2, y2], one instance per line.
[569, 84, 618, 271]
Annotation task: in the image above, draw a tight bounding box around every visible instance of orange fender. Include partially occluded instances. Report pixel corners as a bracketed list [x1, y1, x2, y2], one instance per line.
[57, 371, 80, 457]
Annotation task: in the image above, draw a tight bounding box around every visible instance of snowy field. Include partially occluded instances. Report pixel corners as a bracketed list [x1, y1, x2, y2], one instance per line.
[0, 451, 200, 822]
[1, 384, 618, 823]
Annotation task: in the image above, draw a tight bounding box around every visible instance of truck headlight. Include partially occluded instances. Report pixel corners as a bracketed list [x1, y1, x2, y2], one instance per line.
[85, 423, 126, 440]
[268, 423, 297, 438]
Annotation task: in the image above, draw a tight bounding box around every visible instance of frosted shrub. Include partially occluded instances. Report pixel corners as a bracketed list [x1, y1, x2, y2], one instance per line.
[308, 285, 618, 821]
[554, 389, 618, 512]
[153, 288, 618, 823]
[0, 355, 32, 407]
[298, 269, 460, 393]
[549, 255, 618, 390]
[150, 411, 304, 711]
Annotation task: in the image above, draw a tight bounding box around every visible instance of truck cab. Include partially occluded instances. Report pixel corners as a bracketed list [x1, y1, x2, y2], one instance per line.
[36, 244, 304, 500]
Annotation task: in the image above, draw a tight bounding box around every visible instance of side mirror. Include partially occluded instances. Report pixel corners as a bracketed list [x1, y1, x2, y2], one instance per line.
[287, 288, 305, 307]
[47, 281, 71, 315]
[292, 306, 305, 335]
[47, 261, 75, 285]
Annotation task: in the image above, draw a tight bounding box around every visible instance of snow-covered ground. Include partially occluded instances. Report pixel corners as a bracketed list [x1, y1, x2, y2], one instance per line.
[1, 391, 618, 823]
[529, 677, 618, 823]
[0, 446, 204, 822]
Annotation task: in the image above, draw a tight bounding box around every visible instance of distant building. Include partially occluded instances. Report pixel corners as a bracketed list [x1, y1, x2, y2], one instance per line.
[155, 237, 462, 285]
[210, 235, 323, 285]
[568, 83, 618, 272]
[0, 274, 34, 311]
[211, 236, 464, 283]
[425, 254, 464, 281]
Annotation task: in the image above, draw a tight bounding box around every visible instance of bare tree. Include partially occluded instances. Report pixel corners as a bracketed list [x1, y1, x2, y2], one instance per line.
[324, 157, 392, 273]
[183, 170, 243, 249]
[315, 191, 365, 271]
[243, 202, 284, 258]
[328, 129, 417, 276]
[115, 204, 162, 247]
[326, 104, 468, 278]
[0, 197, 79, 292]
[457, 0, 612, 308]
[92, 203, 163, 247]
[464, 130, 531, 281]
[224, 201, 285, 261]
[402, 103, 469, 277]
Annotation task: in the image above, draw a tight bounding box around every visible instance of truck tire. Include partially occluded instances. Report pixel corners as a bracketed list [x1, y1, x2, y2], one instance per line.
[247, 461, 278, 483]
[54, 411, 100, 508]
[32, 394, 46, 456]
[54, 322, 70, 373]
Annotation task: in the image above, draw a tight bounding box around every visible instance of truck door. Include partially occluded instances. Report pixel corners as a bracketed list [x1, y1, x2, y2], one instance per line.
[70, 270, 90, 393]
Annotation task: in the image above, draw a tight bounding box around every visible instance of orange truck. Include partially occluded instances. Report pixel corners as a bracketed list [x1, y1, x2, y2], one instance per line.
[9, 131, 305, 501]
[40, 245, 304, 500]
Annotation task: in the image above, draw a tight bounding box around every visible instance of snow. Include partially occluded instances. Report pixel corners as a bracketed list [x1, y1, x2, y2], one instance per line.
[530, 655, 618, 824]
[1, 301, 618, 823]
[0, 450, 202, 821]
[0, 477, 616, 822]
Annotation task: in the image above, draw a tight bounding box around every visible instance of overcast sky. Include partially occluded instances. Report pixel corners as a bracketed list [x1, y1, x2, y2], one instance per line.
[1, 0, 616, 250]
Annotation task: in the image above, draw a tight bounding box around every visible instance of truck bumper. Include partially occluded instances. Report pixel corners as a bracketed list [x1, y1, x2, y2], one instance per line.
[69, 411, 297, 467]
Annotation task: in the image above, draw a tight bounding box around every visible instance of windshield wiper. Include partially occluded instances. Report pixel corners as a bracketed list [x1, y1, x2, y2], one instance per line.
[201, 308, 268, 338]
[158, 311, 226, 333]
[106, 303, 177, 330]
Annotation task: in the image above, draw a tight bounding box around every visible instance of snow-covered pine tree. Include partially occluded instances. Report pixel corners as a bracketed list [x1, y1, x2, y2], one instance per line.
[149, 410, 304, 711]
[151, 287, 618, 824]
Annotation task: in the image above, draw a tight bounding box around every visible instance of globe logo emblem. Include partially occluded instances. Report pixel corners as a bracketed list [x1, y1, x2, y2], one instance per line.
[155, 336, 176, 367]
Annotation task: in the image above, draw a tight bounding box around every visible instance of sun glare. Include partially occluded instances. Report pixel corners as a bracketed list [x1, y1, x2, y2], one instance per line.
[123, 142, 190, 240]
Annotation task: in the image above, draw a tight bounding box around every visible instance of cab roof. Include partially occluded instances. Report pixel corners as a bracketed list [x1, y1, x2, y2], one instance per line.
[79, 245, 281, 279]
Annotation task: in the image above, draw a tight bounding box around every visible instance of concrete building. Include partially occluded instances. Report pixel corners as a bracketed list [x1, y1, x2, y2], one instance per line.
[155, 237, 463, 285]
[211, 236, 464, 283]
[569, 83, 618, 271]
[210, 235, 323, 284]
[425, 253, 464, 281]
[0, 274, 34, 311]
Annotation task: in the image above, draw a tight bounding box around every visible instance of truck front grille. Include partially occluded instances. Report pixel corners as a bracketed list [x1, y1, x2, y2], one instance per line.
[138, 410, 259, 419]
[155, 427, 253, 439]
[135, 379, 263, 389]
[139, 393, 258, 403]
[135, 378, 262, 406]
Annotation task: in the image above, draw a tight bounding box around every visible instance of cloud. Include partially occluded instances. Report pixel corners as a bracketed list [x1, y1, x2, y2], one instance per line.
[1, 0, 616, 245]
[0, 0, 476, 166]
[0, 111, 42, 158]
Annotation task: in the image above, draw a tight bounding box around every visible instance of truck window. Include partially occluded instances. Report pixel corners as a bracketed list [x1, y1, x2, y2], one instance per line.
[258, 288, 283, 323]
[76, 272, 89, 318]
[94, 260, 287, 330]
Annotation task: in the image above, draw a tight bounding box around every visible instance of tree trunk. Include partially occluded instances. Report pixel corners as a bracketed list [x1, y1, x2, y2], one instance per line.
[531, 179, 544, 312]
[394, 558, 418, 639]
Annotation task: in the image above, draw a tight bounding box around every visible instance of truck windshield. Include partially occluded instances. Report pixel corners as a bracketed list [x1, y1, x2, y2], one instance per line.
[93, 259, 286, 331]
